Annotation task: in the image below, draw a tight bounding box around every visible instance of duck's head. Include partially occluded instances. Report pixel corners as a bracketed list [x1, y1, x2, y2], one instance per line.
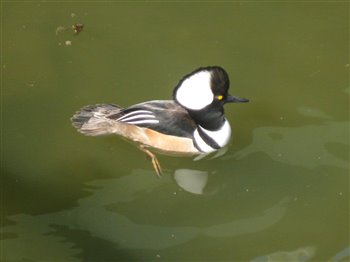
[173, 66, 249, 129]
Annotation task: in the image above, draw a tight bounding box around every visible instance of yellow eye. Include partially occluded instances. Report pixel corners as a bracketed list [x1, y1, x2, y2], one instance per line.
[217, 95, 224, 101]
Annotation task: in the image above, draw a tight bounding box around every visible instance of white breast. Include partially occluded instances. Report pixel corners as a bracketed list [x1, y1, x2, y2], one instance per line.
[194, 119, 232, 153]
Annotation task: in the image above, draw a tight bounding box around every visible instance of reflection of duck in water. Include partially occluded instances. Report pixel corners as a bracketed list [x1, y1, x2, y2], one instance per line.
[71, 66, 249, 176]
[174, 169, 209, 195]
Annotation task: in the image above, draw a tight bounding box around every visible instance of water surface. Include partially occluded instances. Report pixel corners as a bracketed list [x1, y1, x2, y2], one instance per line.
[2, 2, 349, 261]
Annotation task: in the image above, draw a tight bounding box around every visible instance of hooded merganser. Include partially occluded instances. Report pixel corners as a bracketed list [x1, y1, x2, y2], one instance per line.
[71, 66, 249, 176]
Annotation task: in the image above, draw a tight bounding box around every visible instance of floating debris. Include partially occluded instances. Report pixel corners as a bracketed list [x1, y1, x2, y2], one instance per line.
[56, 23, 84, 36]
[72, 23, 84, 35]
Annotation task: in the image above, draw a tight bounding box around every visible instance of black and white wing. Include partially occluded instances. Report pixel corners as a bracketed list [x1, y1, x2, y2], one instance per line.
[111, 107, 160, 125]
[107, 100, 196, 139]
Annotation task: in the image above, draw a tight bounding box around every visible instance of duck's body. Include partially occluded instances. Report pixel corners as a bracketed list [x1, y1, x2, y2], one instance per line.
[71, 66, 249, 175]
[72, 100, 200, 155]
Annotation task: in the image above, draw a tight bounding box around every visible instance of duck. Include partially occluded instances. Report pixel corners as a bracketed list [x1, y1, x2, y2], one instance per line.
[71, 66, 249, 176]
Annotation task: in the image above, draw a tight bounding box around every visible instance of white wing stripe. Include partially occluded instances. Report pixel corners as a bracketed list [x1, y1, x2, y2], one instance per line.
[125, 119, 160, 125]
[120, 114, 156, 122]
[117, 110, 154, 121]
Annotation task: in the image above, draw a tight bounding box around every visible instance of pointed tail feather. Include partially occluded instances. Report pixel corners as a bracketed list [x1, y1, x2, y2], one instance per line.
[71, 104, 123, 136]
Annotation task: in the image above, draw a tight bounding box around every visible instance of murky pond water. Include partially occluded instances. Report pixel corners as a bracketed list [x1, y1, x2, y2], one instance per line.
[2, 2, 349, 261]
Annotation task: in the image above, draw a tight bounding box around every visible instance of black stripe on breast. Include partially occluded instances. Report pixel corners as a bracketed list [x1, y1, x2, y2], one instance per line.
[197, 127, 220, 150]
[193, 136, 205, 153]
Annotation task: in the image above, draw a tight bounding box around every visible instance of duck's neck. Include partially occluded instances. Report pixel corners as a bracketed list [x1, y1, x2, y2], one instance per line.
[189, 108, 226, 131]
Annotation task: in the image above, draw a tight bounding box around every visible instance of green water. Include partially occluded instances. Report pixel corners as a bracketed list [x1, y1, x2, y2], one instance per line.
[2, 2, 349, 261]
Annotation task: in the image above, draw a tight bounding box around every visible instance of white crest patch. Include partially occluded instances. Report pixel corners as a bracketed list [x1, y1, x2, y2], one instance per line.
[175, 71, 214, 110]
